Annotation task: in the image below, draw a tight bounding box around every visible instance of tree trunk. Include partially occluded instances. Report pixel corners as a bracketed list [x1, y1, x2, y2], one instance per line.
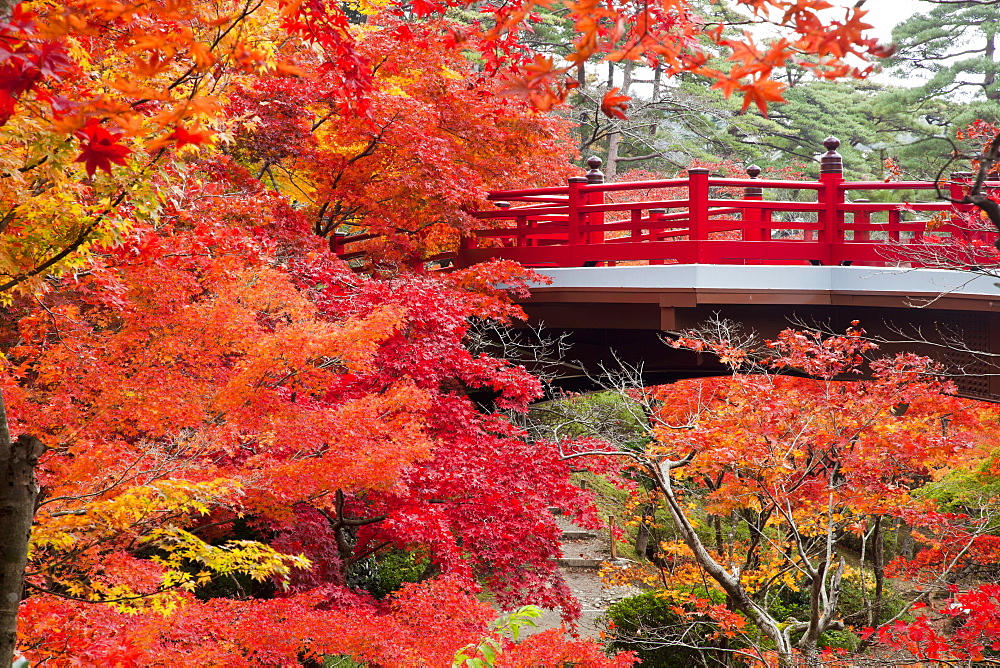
[872, 516, 885, 624]
[986, 33, 998, 100]
[652, 458, 796, 667]
[897, 517, 914, 559]
[634, 519, 649, 558]
[604, 60, 634, 182]
[0, 388, 43, 667]
[606, 129, 620, 182]
[648, 63, 662, 136]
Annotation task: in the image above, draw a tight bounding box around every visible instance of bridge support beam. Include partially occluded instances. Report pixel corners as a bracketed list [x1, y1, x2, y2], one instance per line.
[516, 266, 1000, 402]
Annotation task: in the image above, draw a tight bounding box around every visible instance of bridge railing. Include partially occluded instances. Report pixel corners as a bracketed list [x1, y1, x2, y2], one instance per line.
[453, 137, 998, 269]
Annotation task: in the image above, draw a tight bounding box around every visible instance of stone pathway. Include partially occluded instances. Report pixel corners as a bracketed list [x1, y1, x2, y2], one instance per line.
[526, 513, 643, 639]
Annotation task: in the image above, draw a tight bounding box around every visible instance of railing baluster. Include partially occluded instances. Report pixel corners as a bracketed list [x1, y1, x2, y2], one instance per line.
[852, 199, 870, 243]
[567, 176, 587, 251]
[630, 209, 642, 240]
[649, 208, 665, 265]
[888, 209, 901, 242]
[689, 168, 709, 262]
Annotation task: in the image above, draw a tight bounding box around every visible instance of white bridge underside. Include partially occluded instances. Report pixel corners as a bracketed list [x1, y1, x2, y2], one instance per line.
[528, 265, 1000, 307]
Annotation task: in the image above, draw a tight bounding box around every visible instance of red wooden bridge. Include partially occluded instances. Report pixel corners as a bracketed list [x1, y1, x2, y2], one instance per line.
[455, 137, 992, 270]
[335, 137, 1000, 402]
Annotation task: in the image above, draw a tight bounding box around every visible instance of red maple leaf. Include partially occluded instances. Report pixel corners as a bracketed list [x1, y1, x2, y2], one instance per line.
[75, 120, 131, 176]
[600, 87, 630, 120]
[410, 0, 441, 17]
[166, 124, 212, 149]
[32, 41, 73, 79]
[0, 59, 41, 99]
[0, 90, 16, 126]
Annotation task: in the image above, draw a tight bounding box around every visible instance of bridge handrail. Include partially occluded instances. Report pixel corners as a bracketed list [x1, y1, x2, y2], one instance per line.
[701, 177, 823, 190]
[486, 186, 570, 199]
[580, 177, 692, 193]
[331, 137, 999, 270]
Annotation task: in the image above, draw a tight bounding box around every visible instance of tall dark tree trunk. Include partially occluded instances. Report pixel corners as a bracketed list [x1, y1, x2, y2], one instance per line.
[0, 388, 43, 667]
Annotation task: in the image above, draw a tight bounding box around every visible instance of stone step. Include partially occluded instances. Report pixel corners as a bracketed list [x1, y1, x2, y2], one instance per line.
[561, 530, 597, 540]
[557, 557, 605, 568]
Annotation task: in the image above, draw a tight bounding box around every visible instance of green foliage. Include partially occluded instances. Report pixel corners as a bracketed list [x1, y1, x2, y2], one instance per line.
[605, 571, 905, 662]
[762, 570, 905, 651]
[765, 586, 862, 650]
[817, 629, 861, 653]
[529, 391, 648, 444]
[452, 605, 542, 667]
[323, 655, 365, 667]
[563, 0, 992, 184]
[876, 1, 1000, 161]
[918, 451, 1000, 514]
[766, 81, 895, 180]
[355, 548, 428, 599]
[836, 571, 910, 628]
[889, 2, 1000, 105]
[604, 591, 733, 667]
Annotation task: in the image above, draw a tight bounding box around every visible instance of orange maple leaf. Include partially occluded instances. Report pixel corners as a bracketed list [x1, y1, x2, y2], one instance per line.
[131, 51, 172, 78]
[724, 35, 761, 64]
[738, 78, 787, 115]
[710, 77, 743, 99]
[781, 0, 833, 24]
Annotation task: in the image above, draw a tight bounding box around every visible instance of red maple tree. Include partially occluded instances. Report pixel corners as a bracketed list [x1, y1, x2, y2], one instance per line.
[0, 0, 903, 663]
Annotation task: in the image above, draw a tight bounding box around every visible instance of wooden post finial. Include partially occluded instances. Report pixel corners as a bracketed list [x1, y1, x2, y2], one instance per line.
[744, 164, 763, 198]
[820, 137, 843, 175]
[818, 137, 845, 254]
[586, 156, 605, 184]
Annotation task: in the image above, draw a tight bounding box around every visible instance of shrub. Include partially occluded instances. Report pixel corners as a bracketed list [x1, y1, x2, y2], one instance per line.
[604, 591, 737, 667]
[353, 548, 427, 599]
